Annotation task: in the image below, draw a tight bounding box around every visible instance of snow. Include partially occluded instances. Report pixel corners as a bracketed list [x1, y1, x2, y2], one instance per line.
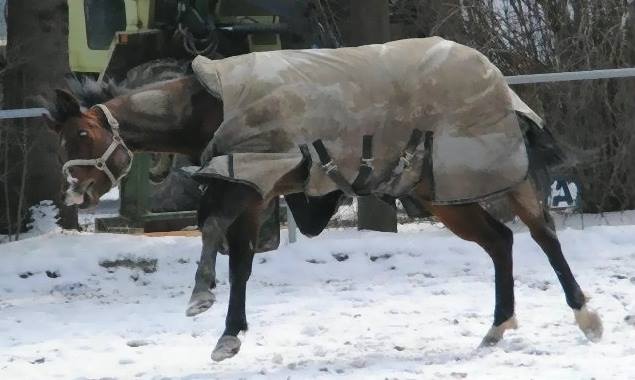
[101, 187, 120, 201]
[2, 217, 635, 379]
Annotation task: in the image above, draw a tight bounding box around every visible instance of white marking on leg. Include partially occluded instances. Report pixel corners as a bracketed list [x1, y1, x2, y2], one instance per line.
[574, 305, 603, 342]
[185, 289, 215, 317]
[480, 315, 518, 347]
[211, 335, 242, 362]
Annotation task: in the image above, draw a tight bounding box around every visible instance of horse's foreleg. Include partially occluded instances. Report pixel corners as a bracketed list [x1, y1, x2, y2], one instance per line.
[211, 207, 260, 362]
[186, 232, 218, 317]
[424, 202, 517, 346]
[507, 180, 602, 342]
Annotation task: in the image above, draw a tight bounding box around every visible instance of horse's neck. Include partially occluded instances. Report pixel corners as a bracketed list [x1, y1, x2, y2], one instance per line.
[105, 76, 223, 155]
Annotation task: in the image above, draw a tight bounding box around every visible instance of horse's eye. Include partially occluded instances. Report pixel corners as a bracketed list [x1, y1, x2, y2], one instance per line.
[78, 130, 88, 137]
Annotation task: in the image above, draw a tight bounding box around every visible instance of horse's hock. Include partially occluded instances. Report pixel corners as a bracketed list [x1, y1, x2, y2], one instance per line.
[191, 37, 540, 204]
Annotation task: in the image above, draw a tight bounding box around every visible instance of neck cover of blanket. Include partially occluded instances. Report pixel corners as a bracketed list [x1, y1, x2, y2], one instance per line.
[192, 37, 532, 204]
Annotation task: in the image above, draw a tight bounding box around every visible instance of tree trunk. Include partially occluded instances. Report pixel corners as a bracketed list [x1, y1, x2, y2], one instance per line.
[349, 0, 398, 233]
[0, 0, 78, 234]
[348, 0, 391, 46]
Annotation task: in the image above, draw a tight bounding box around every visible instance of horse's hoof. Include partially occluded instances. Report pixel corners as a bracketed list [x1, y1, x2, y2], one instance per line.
[479, 315, 518, 347]
[211, 335, 242, 362]
[185, 290, 215, 317]
[574, 306, 603, 342]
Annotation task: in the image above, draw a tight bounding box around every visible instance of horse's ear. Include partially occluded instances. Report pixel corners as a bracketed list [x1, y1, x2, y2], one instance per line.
[54, 89, 81, 122]
[43, 110, 61, 133]
[32, 94, 63, 133]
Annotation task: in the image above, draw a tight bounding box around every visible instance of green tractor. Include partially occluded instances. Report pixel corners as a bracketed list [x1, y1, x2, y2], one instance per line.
[67, 0, 341, 234]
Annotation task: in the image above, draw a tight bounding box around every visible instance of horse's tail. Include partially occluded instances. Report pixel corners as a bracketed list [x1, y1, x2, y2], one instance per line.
[519, 114, 567, 197]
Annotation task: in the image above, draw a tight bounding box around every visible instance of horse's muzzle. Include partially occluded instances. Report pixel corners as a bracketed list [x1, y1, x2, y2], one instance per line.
[64, 181, 97, 209]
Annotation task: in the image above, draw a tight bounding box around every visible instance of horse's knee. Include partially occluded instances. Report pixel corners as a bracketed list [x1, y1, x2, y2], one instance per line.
[495, 223, 514, 252]
[485, 232, 513, 265]
[480, 215, 513, 259]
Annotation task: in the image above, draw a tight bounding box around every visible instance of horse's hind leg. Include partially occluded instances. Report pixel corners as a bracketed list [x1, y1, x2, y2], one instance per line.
[507, 180, 602, 342]
[426, 202, 518, 346]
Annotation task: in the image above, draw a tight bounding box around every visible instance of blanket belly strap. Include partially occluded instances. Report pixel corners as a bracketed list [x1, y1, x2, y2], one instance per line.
[394, 129, 423, 174]
[374, 129, 427, 196]
[312, 135, 375, 197]
[351, 135, 374, 195]
[312, 139, 356, 196]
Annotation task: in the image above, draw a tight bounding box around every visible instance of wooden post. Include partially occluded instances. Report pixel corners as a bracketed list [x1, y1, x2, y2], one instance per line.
[349, 0, 397, 232]
[119, 153, 151, 222]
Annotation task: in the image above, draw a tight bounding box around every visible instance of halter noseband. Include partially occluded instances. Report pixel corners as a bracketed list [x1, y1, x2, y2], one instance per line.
[62, 104, 134, 188]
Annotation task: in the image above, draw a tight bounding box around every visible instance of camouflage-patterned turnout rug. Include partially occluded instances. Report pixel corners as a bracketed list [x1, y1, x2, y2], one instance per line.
[192, 37, 541, 204]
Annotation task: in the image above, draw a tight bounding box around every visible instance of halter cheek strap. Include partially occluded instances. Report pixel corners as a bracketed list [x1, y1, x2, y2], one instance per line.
[61, 104, 134, 187]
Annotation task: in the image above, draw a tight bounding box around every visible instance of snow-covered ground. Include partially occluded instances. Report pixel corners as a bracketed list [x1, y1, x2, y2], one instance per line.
[2, 214, 635, 379]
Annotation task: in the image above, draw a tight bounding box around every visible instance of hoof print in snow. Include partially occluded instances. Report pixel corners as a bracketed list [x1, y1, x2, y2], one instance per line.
[350, 358, 366, 368]
[119, 358, 135, 365]
[369, 253, 392, 262]
[30, 358, 45, 364]
[272, 353, 283, 365]
[332, 253, 349, 262]
[306, 259, 326, 264]
[51, 282, 88, 298]
[451, 372, 468, 379]
[126, 339, 152, 347]
[625, 315, 635, 326]
[258, 257, 267, 264]
[177, 258, 189, 264]
[394, 345, 405, 351]
[19, 272, 34, 279]
[100, 257, 158, 274]
[45, 270, 60, 279]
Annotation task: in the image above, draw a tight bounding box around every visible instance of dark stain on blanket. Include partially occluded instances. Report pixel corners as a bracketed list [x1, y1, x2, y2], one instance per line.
[245, 98, 282, 126]
[244, 92, 306, 128]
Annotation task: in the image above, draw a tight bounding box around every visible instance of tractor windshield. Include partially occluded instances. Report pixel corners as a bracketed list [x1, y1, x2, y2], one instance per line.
[84, 0, 126, 50]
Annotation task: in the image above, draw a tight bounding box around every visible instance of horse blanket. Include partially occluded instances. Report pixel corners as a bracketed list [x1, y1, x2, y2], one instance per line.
[192, 37, 539, 204]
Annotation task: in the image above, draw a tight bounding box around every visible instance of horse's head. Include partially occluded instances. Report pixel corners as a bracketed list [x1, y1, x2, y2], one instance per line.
[46, 89, 133, 209]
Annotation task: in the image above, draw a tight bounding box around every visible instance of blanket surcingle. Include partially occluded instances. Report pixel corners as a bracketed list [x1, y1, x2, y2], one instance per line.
[192, 37, 540, 204]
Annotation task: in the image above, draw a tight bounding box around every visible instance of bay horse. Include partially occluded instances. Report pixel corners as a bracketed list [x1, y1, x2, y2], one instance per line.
[46, 61, 602, 362]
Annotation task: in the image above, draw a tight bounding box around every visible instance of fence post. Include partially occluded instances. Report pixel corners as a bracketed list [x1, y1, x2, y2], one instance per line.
[286, 200, 297, 244]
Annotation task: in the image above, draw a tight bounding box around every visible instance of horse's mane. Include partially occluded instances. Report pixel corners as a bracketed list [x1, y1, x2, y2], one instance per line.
[67, 59, 191, 108]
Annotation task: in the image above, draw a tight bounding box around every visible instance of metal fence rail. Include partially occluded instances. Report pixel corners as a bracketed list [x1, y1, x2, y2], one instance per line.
[506, 67, 635, 85]
[0, 108, 49, 120]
